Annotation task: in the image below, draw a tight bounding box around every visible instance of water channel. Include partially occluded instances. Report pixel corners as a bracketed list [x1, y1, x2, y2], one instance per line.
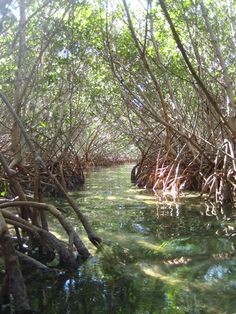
[28, 164, 236, 313]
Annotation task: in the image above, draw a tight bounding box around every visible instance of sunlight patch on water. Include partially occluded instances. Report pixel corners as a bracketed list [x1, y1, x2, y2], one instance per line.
[40, 164, 236, 314]
[51, 230, 67, 240]
[137, 239, 161, 252]
[204, 265, 230, 282]
[139, 263, 185, 286]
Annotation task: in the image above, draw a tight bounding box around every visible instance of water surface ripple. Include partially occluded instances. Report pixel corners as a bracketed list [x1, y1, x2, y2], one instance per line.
[29, 164, 236, 314]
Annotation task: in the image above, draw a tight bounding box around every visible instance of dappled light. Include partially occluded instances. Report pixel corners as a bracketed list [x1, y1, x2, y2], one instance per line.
[19, 164, 235, 313]
[0, 0, 236, 312]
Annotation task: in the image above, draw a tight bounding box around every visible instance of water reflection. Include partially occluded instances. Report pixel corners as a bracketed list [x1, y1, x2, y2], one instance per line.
[25, 164, 236, 314]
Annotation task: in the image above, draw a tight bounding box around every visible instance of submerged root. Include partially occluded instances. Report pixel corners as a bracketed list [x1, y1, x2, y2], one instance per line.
[1, 201, 90, 262]
[0, 154, 95, 311]
[0, 212, 31, 313]
[0, 199, 90, 312]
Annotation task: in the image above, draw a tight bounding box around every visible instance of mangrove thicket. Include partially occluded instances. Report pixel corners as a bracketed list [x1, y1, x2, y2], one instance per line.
[0, 0, 235, 312]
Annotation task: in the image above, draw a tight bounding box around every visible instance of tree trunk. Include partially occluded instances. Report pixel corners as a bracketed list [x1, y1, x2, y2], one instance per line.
[158, 0, 236, 140]
[11, 0, 27, 168]
[201, 2, 236, 122]
[122, 0, 173, 153]
[0, 212, 31, 313]
[0, 92, 102, 247]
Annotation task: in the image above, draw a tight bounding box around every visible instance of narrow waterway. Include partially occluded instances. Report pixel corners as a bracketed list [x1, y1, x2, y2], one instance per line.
[29, 164, 236, 313]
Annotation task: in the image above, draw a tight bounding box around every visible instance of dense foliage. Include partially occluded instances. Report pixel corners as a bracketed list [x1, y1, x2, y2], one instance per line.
[0, 0, 235, 311]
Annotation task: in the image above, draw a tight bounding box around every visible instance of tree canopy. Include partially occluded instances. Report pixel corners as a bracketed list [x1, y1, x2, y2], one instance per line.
[0, 0, 235, 210]
[0, 0, 236, 310]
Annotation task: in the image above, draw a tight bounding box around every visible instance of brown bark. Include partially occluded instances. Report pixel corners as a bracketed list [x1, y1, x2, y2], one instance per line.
[0, 91, 101, 247]
[0, 212, 31, 313]
[0, 152, 30, 222]
[2, 210, 79, 269]
[0, 201, 90, 258]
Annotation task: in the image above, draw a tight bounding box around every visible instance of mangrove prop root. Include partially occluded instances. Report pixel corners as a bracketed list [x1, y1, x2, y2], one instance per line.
[0, 201, 90, 258]
[0, 92, 100, 246]
[38, 230, 78, 268]
[4, 215, 79, 270]
[134, 148, 235, 204]
[0, 212, 31, 313]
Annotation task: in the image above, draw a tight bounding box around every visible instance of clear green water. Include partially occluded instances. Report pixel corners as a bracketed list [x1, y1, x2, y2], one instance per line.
[30, 165, 236, 313]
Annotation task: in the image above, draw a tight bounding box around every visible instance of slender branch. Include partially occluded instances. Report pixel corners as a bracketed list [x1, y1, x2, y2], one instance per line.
[158, 0, 236, 139]
[0, 91, 101, 246]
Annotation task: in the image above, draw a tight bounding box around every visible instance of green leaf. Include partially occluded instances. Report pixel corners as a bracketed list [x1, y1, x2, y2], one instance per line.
[0, 179, 8, 197]
[0, 191, 6, 197]
[183, 0, 191, 8]
[40, 122, 47, 127]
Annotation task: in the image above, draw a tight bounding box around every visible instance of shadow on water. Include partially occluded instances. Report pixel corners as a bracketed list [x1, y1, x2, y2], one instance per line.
[14, 165, 236, 313]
